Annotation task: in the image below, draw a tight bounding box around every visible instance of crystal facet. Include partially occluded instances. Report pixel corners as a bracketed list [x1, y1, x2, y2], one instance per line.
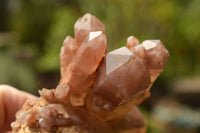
[89, 31, 102, 41]
[12, 14, 169, 133]
[86, 48, 151, 120]
[74, 13, 105, 36]
[126, 36, 139, 49]
[58, 14, 107, 106]
[142, 40, 158, 50]
[106, 47, 133, 75]
[141, 40, 169, 82]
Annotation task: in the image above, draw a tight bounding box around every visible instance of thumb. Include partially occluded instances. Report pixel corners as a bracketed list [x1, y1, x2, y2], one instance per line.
[0, 85, 38, 132]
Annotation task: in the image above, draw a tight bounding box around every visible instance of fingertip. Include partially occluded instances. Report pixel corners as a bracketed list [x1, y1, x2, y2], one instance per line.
[0, 85, 38, 132]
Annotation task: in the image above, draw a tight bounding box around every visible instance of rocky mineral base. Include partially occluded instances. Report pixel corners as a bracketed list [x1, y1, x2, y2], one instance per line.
[11, 13, 169, 133]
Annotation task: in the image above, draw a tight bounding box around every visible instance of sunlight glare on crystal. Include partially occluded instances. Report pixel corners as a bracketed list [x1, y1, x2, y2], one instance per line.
[142, 40, 160, 50]
[89, 31, 102, 41]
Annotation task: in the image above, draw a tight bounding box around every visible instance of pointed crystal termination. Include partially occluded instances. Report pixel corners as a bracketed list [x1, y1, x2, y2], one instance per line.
[126, 36, 139, 49]
[127, 38, 169, 105]
[106, 47, 133, 75]
[86, 47, 151, 120]
[57, 13, 107, 106]
[130, 40, 169, 93]
[74, 13, 105, 36]
[60, 36, 78, 78]
[141, 40, 169, 82]
[74, 13, 105, 45]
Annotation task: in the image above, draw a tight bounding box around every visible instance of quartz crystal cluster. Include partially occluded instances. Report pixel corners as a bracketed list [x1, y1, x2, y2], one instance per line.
[11, 13, 169, 133]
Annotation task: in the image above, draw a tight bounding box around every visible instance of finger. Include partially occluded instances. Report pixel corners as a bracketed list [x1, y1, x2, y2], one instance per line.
[0, 85, 38, 132]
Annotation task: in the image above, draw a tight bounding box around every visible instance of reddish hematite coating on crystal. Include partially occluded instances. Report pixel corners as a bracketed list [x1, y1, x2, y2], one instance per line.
[86, 47, 151, 121]
[58, 13, 107, 106]
[11, 13, 169, 133]
[126, 35, 139, 49]
[85, 38, 169, 121]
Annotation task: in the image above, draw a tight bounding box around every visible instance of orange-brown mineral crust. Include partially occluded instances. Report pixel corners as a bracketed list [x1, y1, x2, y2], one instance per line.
[11, 13, 169, 133]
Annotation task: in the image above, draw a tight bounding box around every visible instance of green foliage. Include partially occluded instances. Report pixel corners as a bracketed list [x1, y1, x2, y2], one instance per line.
[37, 7, 78, 72]
[0, 0, 200, 93]
[0, 49, 36, 94]
[11, 0, 56, 53]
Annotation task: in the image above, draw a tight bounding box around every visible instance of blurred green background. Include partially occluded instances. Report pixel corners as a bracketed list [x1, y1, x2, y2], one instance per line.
[0, 0, 200, 132]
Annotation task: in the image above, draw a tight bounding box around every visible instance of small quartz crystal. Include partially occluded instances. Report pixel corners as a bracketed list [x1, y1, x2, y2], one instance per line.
[126, 36, 139, 49]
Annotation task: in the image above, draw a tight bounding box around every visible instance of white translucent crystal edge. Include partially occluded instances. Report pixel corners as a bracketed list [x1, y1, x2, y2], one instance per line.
[106, 47, 133, 75]
[109, 47, 133, 55]
[74, 14, 92, 31]
[127, 36, 134, 42]
[89, 31, 102, 41]
[142, 40, 160, 50]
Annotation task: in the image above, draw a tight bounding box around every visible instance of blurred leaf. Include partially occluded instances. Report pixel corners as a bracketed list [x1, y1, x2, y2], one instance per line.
[37, 7, 78, 72]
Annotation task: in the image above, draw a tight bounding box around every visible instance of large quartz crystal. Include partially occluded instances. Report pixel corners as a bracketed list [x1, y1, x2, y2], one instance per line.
[11, 13, 169, 133]
[58, 13, 107, 106]
[86, 47, 151, 120]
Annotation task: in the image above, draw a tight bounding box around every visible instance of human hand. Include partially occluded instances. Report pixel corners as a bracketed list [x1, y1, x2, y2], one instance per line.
[0, 85, 38, 133]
